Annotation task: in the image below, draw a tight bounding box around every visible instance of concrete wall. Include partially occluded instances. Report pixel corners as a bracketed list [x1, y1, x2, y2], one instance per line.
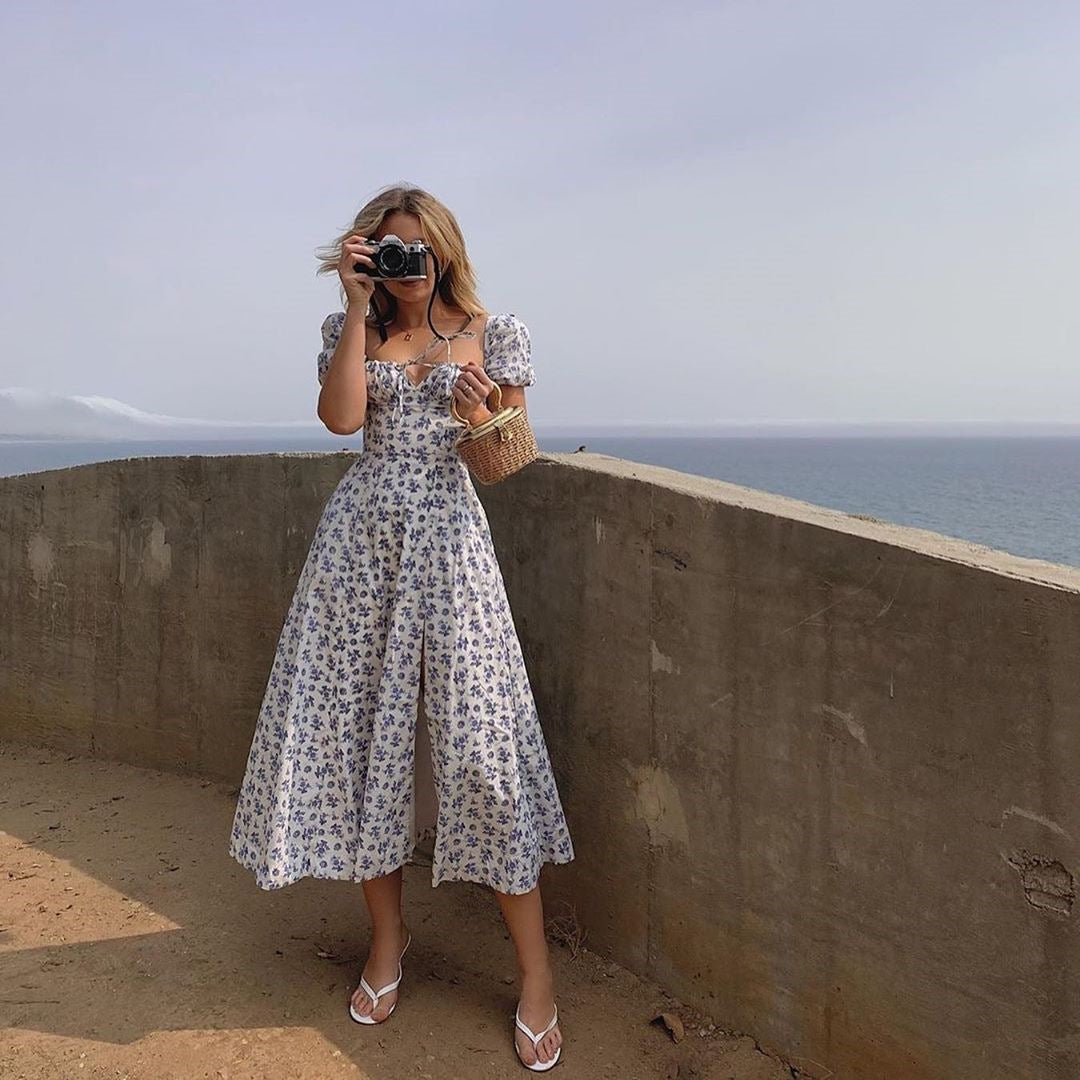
[3, 450, 1080, 1079]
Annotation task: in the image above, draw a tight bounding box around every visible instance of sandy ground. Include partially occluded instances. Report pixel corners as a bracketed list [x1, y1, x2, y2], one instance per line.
[0, 740, 806, 1080]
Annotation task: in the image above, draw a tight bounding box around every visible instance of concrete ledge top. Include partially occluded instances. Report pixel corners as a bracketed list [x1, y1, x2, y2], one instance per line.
[540, 450, 1080, 593]
[4, 447, 1078, 593]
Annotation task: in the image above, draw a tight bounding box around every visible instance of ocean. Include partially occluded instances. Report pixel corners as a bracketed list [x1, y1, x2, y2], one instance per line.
[2, 431, 1077, 570]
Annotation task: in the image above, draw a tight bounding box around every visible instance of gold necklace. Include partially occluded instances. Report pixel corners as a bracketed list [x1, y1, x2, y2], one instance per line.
[395, 315, 471, 344]
[393, 315, 468, 345]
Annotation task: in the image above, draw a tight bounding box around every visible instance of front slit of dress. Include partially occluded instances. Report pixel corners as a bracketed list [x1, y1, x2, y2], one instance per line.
[413, 621, 440, 859]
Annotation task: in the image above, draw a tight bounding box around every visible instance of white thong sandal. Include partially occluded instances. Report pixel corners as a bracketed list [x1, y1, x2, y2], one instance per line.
[349, 931, 412, 1024]
[514, 1001, 562, 1071]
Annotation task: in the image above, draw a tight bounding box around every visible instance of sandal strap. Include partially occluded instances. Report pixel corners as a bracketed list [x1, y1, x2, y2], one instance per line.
[515, 1003, 559, 1046]
[358, 975, 379, 1005]
[361, 967, 402, 1002]
[357, 933, 412, 1005]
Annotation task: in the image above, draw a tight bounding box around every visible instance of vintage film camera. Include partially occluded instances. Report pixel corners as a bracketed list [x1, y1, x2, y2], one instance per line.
[354, 234, 429, 280]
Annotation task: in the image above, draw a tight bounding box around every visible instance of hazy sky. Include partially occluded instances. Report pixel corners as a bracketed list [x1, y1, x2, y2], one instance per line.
[2, 1, 1078, 429]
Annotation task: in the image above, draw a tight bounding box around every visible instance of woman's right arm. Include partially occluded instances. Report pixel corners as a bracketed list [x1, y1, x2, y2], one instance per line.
[318, 307, 370, 434]
[317, 235, 377, 435]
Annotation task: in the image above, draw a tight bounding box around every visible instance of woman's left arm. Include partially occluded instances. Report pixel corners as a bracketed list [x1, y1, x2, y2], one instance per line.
[453, 314, 534, 425]
[454, 366, 526, 426]
[462, 380, 526, 426]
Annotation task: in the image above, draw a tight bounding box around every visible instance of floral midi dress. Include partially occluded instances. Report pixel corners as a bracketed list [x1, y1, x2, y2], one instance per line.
[227, 311, 575, 895]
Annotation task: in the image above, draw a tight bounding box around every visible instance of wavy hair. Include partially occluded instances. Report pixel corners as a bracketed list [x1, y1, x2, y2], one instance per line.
[314, 183, 487, 329]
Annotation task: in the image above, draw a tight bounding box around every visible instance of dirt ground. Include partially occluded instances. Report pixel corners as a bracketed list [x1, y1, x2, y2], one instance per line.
[0, 739, 808, 1080]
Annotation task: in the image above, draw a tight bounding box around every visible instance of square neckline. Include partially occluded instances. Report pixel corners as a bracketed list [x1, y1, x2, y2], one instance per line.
[365, 314, 492, 389]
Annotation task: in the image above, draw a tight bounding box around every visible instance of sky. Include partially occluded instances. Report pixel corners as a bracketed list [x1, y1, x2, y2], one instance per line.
[1, 0, 1079, 433]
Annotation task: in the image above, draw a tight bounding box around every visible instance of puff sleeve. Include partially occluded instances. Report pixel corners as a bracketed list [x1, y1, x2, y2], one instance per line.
[483, 313, 536, 387]
[316, 311, 346, 386]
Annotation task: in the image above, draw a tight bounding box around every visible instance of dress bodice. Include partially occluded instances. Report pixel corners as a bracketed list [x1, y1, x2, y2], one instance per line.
[316, 311, 537, 462]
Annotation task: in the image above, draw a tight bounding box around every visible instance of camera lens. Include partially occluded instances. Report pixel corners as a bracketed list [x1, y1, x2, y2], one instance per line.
[378, 245, 407, 276]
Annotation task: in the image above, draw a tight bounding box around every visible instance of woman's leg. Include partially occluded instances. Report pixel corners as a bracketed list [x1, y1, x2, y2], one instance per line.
[494, 884, 563, 1066]
[351, 867, 409, 1021]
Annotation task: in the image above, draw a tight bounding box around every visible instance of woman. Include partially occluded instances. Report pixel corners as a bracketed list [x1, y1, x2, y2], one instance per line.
[227, 184, 574, 1071]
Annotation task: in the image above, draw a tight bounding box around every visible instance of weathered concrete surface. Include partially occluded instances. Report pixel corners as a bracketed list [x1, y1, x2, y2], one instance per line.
[4, 450, 1080, 1078]
[1, 452, 353, 775]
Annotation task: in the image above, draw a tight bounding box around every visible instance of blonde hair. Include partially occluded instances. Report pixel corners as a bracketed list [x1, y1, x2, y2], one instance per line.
[314, 183, 487, 329]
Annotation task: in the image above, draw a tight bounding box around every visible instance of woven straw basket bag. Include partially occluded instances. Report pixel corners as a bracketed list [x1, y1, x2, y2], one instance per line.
[450, 382, 539, 485]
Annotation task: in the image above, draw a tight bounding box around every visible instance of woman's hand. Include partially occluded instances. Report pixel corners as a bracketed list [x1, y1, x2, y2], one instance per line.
[453, 363, 497, 425]
[338, 235, 377, 309]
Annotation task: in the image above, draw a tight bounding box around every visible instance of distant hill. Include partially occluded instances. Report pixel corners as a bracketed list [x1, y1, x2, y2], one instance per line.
[0, 388, 321, 440]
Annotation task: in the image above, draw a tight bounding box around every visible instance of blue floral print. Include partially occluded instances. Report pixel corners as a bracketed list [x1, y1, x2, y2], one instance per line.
[227, 312, 574, 894]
